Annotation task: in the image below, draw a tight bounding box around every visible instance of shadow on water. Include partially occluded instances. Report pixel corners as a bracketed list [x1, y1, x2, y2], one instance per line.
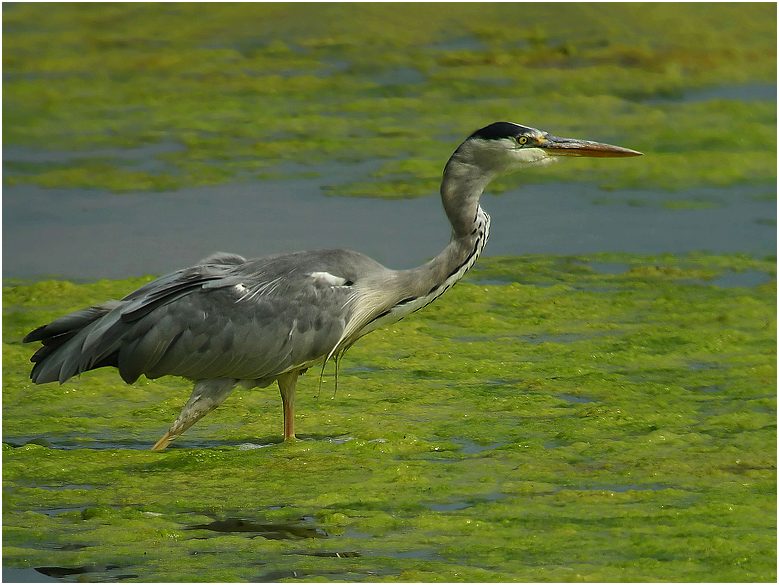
[186, 516, 412, 583]
[2, 565, 139, 583]
[188, 517, 329, 540]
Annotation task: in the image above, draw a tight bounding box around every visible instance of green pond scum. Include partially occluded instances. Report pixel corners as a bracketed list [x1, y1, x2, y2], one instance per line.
[2, 3, 777, 196]
[3, 253, 776, 581]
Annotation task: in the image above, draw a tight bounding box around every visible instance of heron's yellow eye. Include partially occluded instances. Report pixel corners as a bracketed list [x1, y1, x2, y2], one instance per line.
[517, 136, 529, 145]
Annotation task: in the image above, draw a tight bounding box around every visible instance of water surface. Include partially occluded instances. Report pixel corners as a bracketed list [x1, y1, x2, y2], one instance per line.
[3, 173, 774, 281]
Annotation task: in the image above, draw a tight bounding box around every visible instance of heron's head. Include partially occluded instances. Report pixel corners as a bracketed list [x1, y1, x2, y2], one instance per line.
[451, 121, 642, 176]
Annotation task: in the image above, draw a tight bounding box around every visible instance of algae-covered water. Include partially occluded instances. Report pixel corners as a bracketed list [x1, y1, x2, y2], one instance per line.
[3, 3, 777, 583]
[3, 254, 776, 582]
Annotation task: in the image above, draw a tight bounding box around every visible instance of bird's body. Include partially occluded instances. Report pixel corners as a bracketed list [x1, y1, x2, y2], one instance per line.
[24, 122, 641, 449]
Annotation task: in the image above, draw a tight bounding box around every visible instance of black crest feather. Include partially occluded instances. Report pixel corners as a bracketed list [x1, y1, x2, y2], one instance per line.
[469, 122, 533, 141]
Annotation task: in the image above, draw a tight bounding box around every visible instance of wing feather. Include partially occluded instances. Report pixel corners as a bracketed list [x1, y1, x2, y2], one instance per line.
[119, 252, 369, 381]
[26, 248, 390, 385]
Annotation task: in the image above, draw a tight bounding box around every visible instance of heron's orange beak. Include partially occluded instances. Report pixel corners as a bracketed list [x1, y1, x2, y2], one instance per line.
[538, 134, 642, 158]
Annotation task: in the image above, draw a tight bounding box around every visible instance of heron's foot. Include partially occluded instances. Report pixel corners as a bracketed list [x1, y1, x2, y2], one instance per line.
[151, 430, 178, 451]
[151, 378, 238, 451]
[150, 418, 190, 450]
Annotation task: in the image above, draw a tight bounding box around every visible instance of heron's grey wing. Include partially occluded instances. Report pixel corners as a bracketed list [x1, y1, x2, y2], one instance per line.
[111, 250, 383, 383]
[119, 252, 248, 319]
[126, 279, 351, 381]
[27, 249, 386, 385]
[25, 255, 250, 384]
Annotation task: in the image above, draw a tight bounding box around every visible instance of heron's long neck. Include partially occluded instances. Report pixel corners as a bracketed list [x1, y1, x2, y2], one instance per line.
[338, 157, 492, 348]
[394, 157, 493, 303]
[440, 155, 495, 238]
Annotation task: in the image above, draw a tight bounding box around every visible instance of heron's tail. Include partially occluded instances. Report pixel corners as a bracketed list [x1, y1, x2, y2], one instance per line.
[23, 301, 123, 384]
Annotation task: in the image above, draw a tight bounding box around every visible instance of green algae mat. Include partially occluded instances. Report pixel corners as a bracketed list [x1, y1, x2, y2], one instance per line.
[3, 3, 777, 196]
[3, 253, 776, 581]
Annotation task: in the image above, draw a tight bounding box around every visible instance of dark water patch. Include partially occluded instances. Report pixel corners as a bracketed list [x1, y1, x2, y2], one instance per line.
[237, 435, 357, 451]
[709, 269, 774, 288]
[3, 142, 184, 179]
[586, 263, 774, 289]
[37, 566, 90, 579]
[340, 528, 374, 541]
[10, 540, 91, 553]
[643, 83, 777, 104]
[687, 361, 723, 371]
[255, 569, 301, 581]
[455, 333, 519, 343]
[372, 67, 426, 86]
[189, 517, 329, 540]
[717, 460, 777, 474]
[36, 484, 95, 492]
[3, 142, 185, 165]
[455, 439, 505, 455]
[572, 484, 668, 493]
[236, 441, 279, 451]
[487, 378, 526, 388]
[544, 440, 571, 450]
[385, 549, 441, 560]
[522, 332, 585, 345]
[51, 543, 90, 552]
[35, 507, 91, 518]
[316, 58, 352, 76]
[5, 435, 298, 451]
[3, 567, 60, 583]
[27, 505, 120, 519]
[54, 544, 90, 552]
[4, 436, 199, 451]
[343, 365, 382, 373]
[455, 332, 581, 344]
[32, 564, 138, 582]
[427, 492, 506, 512]
[255, 566, 400, 582]
[425, 439, 504, 464]
[456, 331, 619, 345]
[427, 501, 471, 512]
[3, 433, 362, 453]
[557, 394, 596, 404]
[308, 551, 361, 558]
[428, 35, 486, 52]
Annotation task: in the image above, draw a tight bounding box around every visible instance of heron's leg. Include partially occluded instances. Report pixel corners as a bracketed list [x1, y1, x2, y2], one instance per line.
[277, 370, 299, 440]
[151, 378, 237, 451]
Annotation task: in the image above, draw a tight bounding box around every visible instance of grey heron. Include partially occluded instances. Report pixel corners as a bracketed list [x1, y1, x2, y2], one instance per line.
[23, 122, 641, 450]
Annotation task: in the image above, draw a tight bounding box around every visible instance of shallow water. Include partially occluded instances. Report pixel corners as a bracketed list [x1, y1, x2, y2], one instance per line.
[3, 175, 774, 281]
[642, 82, 777, 104]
